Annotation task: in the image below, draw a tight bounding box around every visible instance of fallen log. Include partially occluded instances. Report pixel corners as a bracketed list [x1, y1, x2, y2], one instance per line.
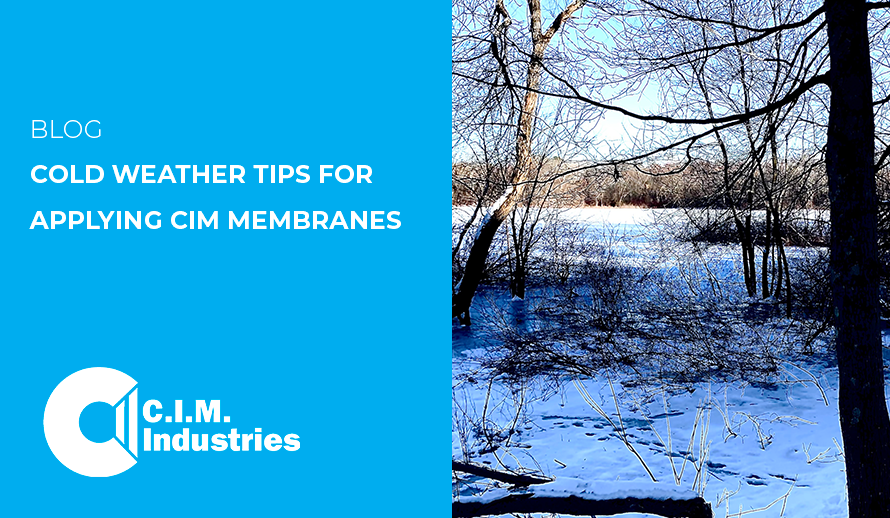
[452, 460, 553, 486]
[453, 492, 712, 518]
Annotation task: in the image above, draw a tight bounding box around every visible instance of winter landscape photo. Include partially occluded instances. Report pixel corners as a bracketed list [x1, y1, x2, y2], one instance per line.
[452, 1, 890, 517]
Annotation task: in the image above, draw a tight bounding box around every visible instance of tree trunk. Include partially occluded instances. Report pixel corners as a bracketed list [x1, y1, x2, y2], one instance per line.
[744, 191, 757, 297]
[510, 255, 527, 299]
[780, 239, 791, 317]
[453, 57, 541, 322]
[773, 208, 784, 300]
[763, 209, 772, 298]
[825, 1, 890, 516]
[738, 226, 756, 297]
[452, 0, 587, 323]
[453, 6, 546, 323]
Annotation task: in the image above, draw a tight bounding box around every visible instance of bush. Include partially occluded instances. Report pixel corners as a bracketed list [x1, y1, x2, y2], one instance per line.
[656, 209, 829, 247]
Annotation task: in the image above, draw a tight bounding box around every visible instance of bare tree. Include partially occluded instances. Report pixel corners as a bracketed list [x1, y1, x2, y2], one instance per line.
[604, 2, 890, 513]
[452, 0, 600, 323]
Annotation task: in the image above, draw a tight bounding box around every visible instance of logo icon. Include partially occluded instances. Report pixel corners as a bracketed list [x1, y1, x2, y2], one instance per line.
[44, 367, 138, 477]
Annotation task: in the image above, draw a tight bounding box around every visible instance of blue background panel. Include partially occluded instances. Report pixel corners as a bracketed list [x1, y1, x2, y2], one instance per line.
[0, 1, 448, 516]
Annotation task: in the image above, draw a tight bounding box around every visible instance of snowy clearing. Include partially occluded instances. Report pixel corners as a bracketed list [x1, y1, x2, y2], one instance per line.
[453, 208, 889, 517]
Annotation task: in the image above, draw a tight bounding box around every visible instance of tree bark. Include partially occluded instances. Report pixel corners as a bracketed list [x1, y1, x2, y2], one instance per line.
[824, 1, 890, 516]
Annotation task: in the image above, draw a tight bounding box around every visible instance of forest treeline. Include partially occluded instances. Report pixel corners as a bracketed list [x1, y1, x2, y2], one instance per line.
[455, 158, 879, 210]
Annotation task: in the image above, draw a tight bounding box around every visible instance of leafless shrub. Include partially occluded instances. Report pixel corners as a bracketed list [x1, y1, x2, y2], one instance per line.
[658, 209, 829, 248]
[477, 227, 835, 389]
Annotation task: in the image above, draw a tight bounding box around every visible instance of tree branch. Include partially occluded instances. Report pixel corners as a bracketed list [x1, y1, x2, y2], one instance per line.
[542, 0, 588, 43]
[639, 0, 822, 34]
[623, 6, 825, 66]
[453, 69, 828, 125]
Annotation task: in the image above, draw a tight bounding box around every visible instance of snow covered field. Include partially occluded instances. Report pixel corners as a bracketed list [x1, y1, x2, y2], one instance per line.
[452, 208, 888, 517]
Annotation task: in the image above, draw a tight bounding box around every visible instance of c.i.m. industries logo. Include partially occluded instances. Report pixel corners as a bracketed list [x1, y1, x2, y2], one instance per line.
[44, 367, 301, 477]
[43, 367, 139, 477]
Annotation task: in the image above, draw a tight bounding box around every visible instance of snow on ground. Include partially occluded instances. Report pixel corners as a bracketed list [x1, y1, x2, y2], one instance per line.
[452, 208, 872, 517]
[453, 357, 851, 517]
[460, 478, 702, 504]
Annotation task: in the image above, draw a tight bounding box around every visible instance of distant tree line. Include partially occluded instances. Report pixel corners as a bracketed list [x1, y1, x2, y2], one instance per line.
[453, 158, 832, 209]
